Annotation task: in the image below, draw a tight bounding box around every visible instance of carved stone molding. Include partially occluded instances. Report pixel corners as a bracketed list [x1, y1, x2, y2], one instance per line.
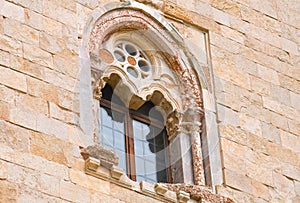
[89, 6, 204, 115]
[93, 79, 105, 100]
[163, 183, 234, 203]
[134, 0, 165, 10]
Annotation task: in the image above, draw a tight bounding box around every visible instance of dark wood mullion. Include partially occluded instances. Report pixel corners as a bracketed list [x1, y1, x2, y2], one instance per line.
[127, 115, 137, 181]
[165, 130, 173, 183]
[124, 114, 132, 178]
[130, 111, 164, 129]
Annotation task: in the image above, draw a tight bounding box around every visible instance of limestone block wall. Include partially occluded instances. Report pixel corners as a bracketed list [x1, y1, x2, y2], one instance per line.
[0, 0, 299, 203]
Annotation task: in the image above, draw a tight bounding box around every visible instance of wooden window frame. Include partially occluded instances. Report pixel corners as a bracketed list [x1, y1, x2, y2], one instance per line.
[100, 98, 172, 183]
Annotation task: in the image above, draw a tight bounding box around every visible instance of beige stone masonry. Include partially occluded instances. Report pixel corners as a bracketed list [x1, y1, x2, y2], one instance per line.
[0, 0, 299, 202]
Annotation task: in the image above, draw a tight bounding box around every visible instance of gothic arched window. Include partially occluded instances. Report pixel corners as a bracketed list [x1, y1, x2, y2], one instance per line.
[81, 1, 222, 187]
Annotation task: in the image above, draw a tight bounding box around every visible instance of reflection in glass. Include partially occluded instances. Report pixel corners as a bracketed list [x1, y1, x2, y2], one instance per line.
[133, 119, 168, 183]
[100, 106, 126, 173]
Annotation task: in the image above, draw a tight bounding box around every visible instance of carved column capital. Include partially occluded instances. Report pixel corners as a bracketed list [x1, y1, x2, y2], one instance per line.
[93, 79, 105, 100]
[166, 110, 182, 140]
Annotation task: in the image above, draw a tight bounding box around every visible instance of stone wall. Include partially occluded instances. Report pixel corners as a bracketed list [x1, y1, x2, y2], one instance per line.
[0, 0, 299, 202]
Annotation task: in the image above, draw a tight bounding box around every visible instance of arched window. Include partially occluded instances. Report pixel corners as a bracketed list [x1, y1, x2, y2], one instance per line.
[100, 83, 170, 183]
[80, 1, 223, 188]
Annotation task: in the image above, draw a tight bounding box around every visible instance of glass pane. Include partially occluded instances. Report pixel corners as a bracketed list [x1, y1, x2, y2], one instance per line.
[133, 119, 168, 183]
[135, 156, 145, 175]
[102, 126, 113, 147]
[100, 106, 126, 171]
[134, 140, 143, 156]
[101, 107, 113, 128]
[115, 149, 127, 174]
[115, 131, 125, 150]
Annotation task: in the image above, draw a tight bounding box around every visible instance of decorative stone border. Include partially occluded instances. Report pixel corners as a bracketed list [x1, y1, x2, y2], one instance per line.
[84, 156, 189, 202]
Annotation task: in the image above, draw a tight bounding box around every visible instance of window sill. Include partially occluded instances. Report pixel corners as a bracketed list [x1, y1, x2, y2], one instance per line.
[81, 145, 232, 203]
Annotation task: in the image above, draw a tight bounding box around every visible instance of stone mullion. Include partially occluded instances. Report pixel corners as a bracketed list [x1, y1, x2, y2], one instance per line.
[190, 130, 205, 185]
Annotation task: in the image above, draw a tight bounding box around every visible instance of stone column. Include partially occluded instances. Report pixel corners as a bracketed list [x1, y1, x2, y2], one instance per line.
[190, 127, 205, 185]
[167, 107, 205, 185]
[180, 107, 205, 185]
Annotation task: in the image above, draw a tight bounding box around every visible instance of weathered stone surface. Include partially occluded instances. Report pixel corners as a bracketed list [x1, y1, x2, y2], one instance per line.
[76, 0, 99, 9]
[219, 124, 248, 146]
[0, 144, 69, 180]
[91, 192, 125, 203]
[9, 106, 36, 130]
[217, 104, 240, 126]
[257, 64, 280, 85]
[251, 180, 271, 201]
[280, 130, 300, 153]
[27, 76, 59, 103]
[0, 0, 25, 22]
[8, 0, 44, 13]
[50, 102, 79, 125]
[263, 96, 300, 122]
[57, 88, 80, 113]
[30, 131, 73, 165]
[250, 75, 271, 95]
[24, 9, 43, 30]
[17, 186, 64, 203]
[10, 56, 44, 79]
[43, 68, 78, 92]
[261, 122, 281, 144]
[15, 93, 48, 115]
[80, 145, 119, 168]
[43, 0, 76, 27]
[224, 169, 253, 194]
[23, 43, 53, 68]
[273, 172, 296, 199]
[43, 16, 63, 37]
[70, 169, 110, 194]
[239, 114, 262, 137]
[0, 180, 18, 202]
[0, 101, 9, 120]
[60, 180, 91, 203]
[290, 91, 300, 110]
[3, 18, 39, 45]
[210, 0, 241, 18]
[0, 120, 30, 152]
[0, 49, 10, 67]
[295, 181, 300, 196]
[0, 160, 7, 180]
[0, 65, 27, 92]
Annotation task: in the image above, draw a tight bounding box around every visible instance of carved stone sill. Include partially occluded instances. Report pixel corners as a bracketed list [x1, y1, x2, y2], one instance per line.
[82, 146, 233, 203]
[163, 183, 234, 203]
[83, 157, 197, 203]
[177, 190, 190, 203]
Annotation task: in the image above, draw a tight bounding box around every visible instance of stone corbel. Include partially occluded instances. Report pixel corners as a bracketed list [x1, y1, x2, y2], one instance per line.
[166, 110, 182, 140]
[177, 190, 190, 203]
[80, 145, 119, 169]
[93, 79, 105, 100]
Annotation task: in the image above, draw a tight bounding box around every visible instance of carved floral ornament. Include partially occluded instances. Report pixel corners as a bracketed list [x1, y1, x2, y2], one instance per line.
[89, 3, 204, 139]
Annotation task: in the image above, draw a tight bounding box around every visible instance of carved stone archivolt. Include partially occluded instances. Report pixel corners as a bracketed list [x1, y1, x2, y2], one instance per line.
[89, 6, 204, 116]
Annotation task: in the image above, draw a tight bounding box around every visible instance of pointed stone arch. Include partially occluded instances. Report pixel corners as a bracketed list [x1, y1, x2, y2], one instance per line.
[78, 1, 222, 186]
